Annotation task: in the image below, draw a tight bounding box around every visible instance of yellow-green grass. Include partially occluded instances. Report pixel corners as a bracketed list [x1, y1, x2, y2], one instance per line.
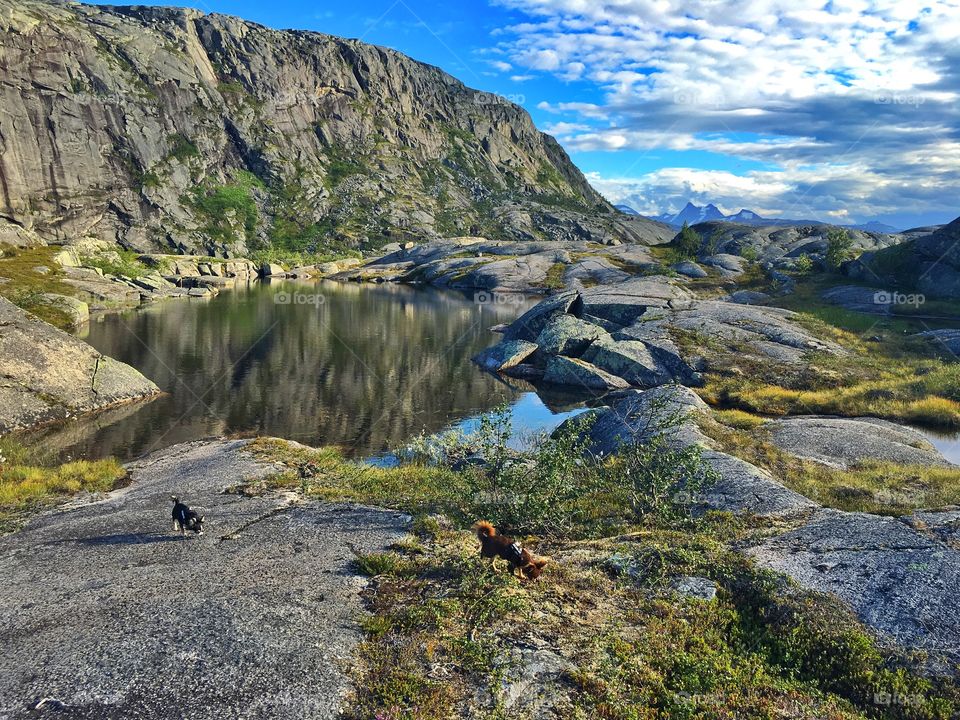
[542, 261, 567, 290]
[703, 364, 960, 430]
[0, 439, 127, 531]
[239, 436, 960, 717]
[0, 244, 76, 329]
[700, 412, 960, 515]
[689, 293, 960, 430]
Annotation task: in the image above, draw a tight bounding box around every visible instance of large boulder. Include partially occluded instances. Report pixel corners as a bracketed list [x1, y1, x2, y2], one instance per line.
[581, 337, 673, 386]
[0, 297, 159, 433]
[542, 356, 630, 390]
[472, 339, 538, 372]
[534, 315, 608, 357]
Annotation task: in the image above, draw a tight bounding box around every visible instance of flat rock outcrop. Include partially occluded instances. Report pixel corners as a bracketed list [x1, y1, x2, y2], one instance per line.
[0, 439, 410, 719]
[0, 297, 160, 433]
[692, 221, 904, 267]
[338, 238, 669, 293]
[748, 509, 960, 673]
[767, 416, 953, 469]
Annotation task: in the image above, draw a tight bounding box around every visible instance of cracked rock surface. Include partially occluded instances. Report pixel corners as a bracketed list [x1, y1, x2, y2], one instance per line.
[748, 509, 960, 673]
[0, 439, 410, 719]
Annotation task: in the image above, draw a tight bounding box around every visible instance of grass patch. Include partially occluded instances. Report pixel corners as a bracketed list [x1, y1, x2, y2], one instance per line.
[79, 248, 150, 279]
[347, 520, 959, 719]
[689, 286, 960, 430]
[542, 261, 567, 290]
[354, 551, 416, 578]
[0, 244, 77, 329]
[0, 439, 127, 532]
[245, 408, 958, 718]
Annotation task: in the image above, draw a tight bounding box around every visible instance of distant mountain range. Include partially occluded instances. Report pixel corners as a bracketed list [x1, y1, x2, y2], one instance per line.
[623, 201, 902, 234]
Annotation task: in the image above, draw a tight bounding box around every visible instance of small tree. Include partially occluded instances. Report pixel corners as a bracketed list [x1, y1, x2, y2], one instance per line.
[825, 228, 854, 269]
[676, 221, 703, 258]
[794, 253, 814, 275]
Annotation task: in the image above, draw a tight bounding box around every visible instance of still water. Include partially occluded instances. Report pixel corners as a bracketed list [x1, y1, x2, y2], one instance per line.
[22, 279, 592, 462]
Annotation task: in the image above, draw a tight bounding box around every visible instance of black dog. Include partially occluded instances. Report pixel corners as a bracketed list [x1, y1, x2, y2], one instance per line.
[171, 496, 204, 536]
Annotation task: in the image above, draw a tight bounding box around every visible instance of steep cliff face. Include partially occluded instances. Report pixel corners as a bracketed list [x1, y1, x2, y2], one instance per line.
[0, 0, 670, 256]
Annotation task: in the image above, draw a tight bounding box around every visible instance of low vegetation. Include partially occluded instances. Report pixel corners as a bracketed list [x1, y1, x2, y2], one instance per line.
[0, 244, 77, 329]
[688, 283, 960, 429]
[79, 248, 150, 278]
[0, 439, 127, 532]
[245, 405, 958, 719]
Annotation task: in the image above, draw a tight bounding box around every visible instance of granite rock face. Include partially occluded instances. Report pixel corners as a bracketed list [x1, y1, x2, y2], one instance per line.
[0, 0, 670, 255]
[843, 216, 960, 300]
[0, 439, 411, 718]
[749, 509, 960, 673]
[0, 296, 160, 433]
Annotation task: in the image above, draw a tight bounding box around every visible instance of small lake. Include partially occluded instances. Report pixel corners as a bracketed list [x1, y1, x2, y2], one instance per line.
[22, 280, 593, 463]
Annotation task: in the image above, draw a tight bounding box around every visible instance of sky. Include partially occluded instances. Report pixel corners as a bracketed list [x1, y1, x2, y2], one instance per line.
[127, 0, 960, 229]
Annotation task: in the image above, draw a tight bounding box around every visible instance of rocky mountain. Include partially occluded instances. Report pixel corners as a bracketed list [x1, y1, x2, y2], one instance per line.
[654, 202, 724, 227]
[0, 0, 670, 258]
[651, 202, 901, 233]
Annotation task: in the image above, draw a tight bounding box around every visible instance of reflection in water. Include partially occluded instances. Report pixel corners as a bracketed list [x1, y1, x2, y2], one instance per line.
[19, 280, 586, 462]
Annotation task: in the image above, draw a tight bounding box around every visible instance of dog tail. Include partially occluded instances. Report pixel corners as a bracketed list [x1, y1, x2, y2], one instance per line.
[472, 520, 496, 538]
[170, 495, 180, 505]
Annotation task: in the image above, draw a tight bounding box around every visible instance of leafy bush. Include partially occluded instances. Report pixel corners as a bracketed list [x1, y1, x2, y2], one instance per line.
[794, 252, 814, 274]
[826, 227, 854, 269]
[404, 404, 718, 537]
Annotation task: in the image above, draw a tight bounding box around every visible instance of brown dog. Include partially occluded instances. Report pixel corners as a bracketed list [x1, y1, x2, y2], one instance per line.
[473, 521, 548, 580]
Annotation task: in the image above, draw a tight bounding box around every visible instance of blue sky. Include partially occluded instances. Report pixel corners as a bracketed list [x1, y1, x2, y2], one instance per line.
[130, 0, 959, 229]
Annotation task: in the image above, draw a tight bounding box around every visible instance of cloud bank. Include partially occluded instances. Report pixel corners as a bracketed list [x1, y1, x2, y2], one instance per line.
[492, 0, 960, 224]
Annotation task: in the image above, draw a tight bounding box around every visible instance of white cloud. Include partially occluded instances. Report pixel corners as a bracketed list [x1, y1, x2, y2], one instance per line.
[490, 0, 960, 220]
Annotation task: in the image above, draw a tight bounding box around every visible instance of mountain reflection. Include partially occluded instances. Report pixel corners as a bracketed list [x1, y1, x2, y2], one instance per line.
[25, 280, 540, 462]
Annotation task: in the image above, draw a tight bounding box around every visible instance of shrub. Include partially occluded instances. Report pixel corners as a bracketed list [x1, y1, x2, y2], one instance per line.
[794, 252, 814, 274]
[675, 221, 703, 258]
[826, 227, 854, 269]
